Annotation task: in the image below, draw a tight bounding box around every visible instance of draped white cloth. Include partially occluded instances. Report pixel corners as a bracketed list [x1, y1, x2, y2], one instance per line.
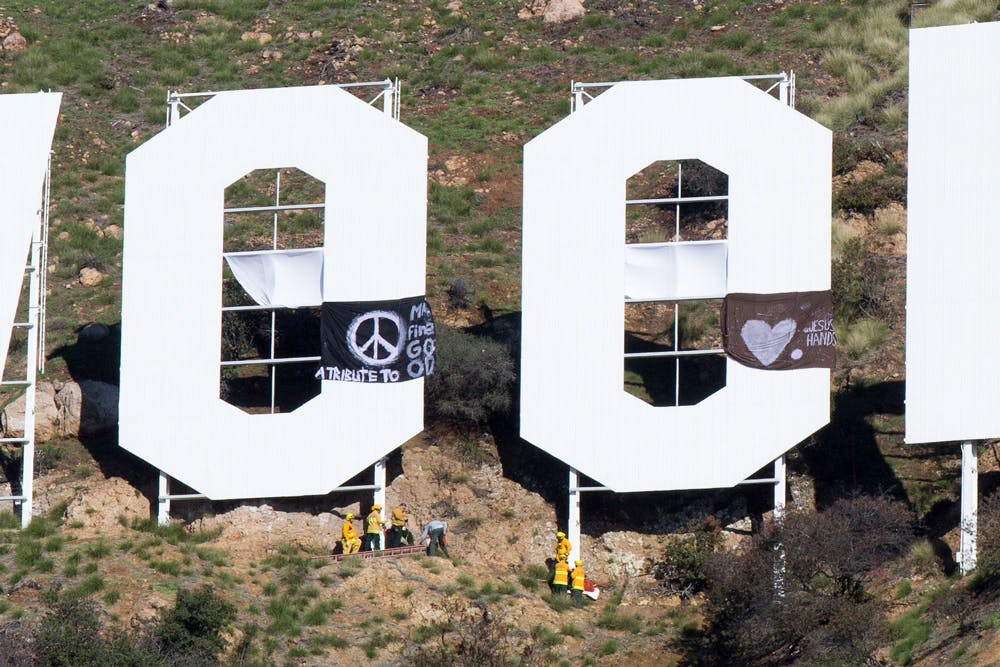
[224, 248, 324, 307]
[624, 240, 727, 301]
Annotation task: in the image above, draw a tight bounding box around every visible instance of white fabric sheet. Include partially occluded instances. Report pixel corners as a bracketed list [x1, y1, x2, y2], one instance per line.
[624, 240, 727, 301]
[0, 92, 61, 374]
[224, 248, 324, 308]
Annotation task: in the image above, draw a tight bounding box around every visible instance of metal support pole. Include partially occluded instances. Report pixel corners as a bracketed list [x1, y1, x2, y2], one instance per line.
[568, 467, 581, 564]
[158, 471, 171, 524]
[570, 81, 585, 114]
[773, 455, 786, 520]
[382, 79, 396, 119]
[166, 91, 181, 127]
[959, 441, 978, 575]
[373, 457, 387, 550]
[38, 156, 51, 373]
[19, 230, 42, 528]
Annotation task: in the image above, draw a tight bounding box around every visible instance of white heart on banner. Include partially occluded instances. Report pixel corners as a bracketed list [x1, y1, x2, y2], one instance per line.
[740, 318, 796, 367]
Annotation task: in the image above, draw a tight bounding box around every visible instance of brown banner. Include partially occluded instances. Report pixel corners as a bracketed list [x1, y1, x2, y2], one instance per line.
[721, 291, 835, 370]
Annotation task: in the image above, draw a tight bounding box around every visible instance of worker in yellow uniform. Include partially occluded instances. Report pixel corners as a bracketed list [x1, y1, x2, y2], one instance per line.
[340, 513, 361, 554]
[570, 559, 586, 608]
[555, 531, 571, 562]
[552, 558, 570, 597]
[362, 504, 385, 552]
[388, 503, 415, 548]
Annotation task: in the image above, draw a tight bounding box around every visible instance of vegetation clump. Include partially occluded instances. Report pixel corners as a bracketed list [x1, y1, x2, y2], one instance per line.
[678, 495, 914, 665]
[425, 324, 516, 425]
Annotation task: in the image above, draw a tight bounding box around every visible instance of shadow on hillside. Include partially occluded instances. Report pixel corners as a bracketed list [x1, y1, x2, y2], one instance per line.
[796, 380, 908, 508]
[797, 380, 957, 571]
[48, 323, 159, 513]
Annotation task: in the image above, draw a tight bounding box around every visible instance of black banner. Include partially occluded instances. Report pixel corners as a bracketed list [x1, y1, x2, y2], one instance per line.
[317, 296, 436, 383]
[721, 291, 835, 370]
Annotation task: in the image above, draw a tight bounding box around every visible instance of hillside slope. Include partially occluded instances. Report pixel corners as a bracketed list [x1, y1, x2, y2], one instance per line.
[2, 0, 1000, 664]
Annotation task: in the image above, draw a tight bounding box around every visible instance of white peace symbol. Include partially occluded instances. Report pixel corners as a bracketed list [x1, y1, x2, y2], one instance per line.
[346, 310, 405, 366]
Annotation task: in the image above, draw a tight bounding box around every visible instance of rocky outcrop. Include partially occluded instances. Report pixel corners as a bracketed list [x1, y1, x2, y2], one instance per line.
[0, 380, 119, 441]
[0, 19, 27, 52]
[519, 0, 585, 23]
[63, 476, 149, 529]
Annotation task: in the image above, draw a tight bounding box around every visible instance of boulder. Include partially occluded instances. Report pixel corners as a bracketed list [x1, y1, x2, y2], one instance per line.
[0, 380, 119, 442]
[0, 382, 60, 441]
[79, 267, 103, 287]
[56, 380, 119, 437]
[543, 0, 585, 23]
[1, 32, 27, 52]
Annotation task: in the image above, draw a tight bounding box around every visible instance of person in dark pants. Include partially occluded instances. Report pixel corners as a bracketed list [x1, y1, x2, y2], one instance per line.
[420, 519, 450, 558]
[552, 558, 569, 597]
[361, 504, 384, 552]
[388, 503, 414, 548]
[570, 559, 586, 608]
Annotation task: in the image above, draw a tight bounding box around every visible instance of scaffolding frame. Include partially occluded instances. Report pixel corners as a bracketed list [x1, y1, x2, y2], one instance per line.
[0, 155, 51, 527]
[156, 81, 400, 530]
[563, 73, 795, 564]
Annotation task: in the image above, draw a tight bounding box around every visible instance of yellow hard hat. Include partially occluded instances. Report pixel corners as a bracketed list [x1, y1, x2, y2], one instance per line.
[575, 559, 582, 566]
[346, 513, 354, 520]
[556, 531, 565, 538]
[372, 504, 381, 510]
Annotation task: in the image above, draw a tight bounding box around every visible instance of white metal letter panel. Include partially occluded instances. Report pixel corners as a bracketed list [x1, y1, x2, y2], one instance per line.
[0, 93, 61, 373]
[521, 78, 830, 492]
[121, 85, 427, 499]
[906, 22, 1000, 444]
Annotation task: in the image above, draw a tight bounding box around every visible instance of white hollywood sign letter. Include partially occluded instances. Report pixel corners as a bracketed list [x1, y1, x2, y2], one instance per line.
[120, 86, 427, 499]
[0, 93, 61, 374]
[520, 78, 831, 492]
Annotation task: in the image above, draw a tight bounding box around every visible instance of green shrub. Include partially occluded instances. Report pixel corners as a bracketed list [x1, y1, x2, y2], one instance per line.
[833, 173, 906, 215]
[130, 517, 221, 545]
[520, 563, 549, 591]
[531, 625, 563, 648]
[35, 597, 164, 666]
[838, 318, 889, 362]
[265, 595, 302, 637]
[425, 325, 516, 425]
[85, 539, 112, 559]
[831, 237, 893, 323]
[544, 593, 574, 613]
[69, 574, 105, 598]
[596, 593, 643, 634]
[653, 515, 724, 596]
[890, 607, 930, 665]
[44, 536, 65, 552]
[560, 623, 583, 637]
[338, 557, 361, 579]
[598, 639, 620, 655]
[15, 539, 44, 570]
[893, 580, 912, 600]
[151, 559, 182, 576]
[157, 585, 237, 661]
[362, 628, 394, 659]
